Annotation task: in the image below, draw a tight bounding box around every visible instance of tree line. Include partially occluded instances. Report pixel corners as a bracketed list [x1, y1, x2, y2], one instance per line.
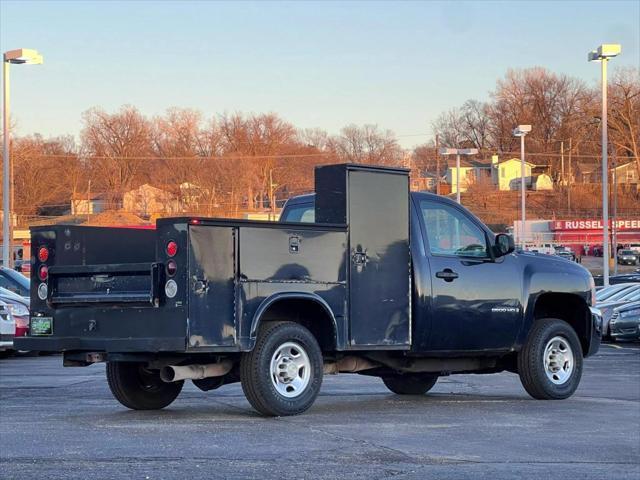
[2, 66, 638, 224]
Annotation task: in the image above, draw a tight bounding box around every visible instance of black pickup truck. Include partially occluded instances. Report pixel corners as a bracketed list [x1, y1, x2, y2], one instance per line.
[16, 164, 602, 416]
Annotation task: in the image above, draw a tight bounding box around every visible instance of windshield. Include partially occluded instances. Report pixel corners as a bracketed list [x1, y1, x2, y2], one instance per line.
[620, 250, 635, 255]
[0, 268, 30, 297]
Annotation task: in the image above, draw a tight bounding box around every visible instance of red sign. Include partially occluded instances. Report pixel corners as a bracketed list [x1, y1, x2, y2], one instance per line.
[551, 219, 640, 231]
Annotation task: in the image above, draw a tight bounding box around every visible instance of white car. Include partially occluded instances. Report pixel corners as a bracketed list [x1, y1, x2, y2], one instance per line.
[0, 300, 15, 355]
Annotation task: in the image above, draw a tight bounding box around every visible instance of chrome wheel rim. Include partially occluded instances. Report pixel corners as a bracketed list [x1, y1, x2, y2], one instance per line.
[543, 336, 574, 385]
[270, 341, 311, 398]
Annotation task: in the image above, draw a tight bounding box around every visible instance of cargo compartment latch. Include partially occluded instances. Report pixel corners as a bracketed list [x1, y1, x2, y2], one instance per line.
[352, 248, 369, 270]
[193, 278, 209, 295]
[289, 235, 301, 254]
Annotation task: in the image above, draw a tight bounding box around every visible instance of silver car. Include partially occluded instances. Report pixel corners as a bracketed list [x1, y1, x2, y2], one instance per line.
[609, 301, 640, 341]
[596, 286, 640, 337]
[0, 300, 15, 355]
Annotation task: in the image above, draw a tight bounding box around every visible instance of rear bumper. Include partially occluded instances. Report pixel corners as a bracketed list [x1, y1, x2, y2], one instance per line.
[13, 336, 186, 353]
[0, 340, 14, 350]
[586, 307, 603, 357]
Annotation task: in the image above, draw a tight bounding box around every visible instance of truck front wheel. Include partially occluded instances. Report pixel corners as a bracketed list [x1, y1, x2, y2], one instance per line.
[382, 373, 438, 395]
[106, 362, 183, 410]
[240, 322, 323, 416]
[518, 318, 583, 400]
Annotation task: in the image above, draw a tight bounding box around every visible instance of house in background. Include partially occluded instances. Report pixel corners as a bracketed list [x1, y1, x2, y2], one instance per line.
[446, 160, 492, 194]
[498, 158, 534, 191]
[70, 193, 107, 215]
[612, 161, 639, 186]
[410, 172, 439, 192]
[123, 184, 181, 218]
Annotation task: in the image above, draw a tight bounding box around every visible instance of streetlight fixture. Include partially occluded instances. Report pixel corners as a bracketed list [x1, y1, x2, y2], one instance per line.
[3, 49, 43, 268]
[439, 147, 478, 204]
[589, 43, 621, 287]
[512, 125, 532, 248]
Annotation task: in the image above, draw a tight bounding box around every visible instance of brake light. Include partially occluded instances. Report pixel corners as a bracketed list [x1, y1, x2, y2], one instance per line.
[166, 259, 177, 276]
[15, 317, 29, 337]
[166, 241, 178, 257]
[38, 265, 48, 281]
[38, 246, 49, 262]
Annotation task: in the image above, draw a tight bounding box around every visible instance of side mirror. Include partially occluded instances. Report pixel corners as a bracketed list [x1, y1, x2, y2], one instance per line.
[494, 233, 515, 257]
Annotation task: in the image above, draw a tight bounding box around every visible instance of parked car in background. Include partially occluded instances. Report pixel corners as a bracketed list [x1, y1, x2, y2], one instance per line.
[596, 285, 640, 337]
[593, 273, 640, 287]
[554, 248, 576, 262]
[617, 250, 639, 266]
[0, 301, 15, 356]
[0, 287, 30, 341]
[609, 301, 640, 341]
[596, 283, 637, 303]
[0, 267, 30, 298]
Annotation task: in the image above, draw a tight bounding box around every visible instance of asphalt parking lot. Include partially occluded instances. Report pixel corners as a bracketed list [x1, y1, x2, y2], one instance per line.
[1, 344, 639, 480]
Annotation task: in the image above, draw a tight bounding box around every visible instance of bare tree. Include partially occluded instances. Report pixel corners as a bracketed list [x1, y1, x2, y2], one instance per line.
[328, 124, 402, 166]
[608, 68, 640, 173]
[81, 106, 153, 207]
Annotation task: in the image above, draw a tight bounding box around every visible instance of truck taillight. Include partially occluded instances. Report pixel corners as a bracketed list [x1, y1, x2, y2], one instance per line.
[166, 241, 178, 257]
[38, 265, 48, 281]
[166, 260, 177, 277]
[38, 246, 49, 262]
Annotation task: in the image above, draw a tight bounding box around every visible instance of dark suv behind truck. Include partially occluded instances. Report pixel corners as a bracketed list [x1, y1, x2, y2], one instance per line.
[16, 164, 601, 416]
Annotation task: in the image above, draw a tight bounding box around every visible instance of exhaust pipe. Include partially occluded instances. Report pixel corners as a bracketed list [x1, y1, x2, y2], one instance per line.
[323, 356, 378, 375]
[160, 360, 233, 383]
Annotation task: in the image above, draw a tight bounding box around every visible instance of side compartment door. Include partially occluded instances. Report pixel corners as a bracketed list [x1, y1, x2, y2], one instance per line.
[187, 226, 237, 348]
[348, 170, 410, 347]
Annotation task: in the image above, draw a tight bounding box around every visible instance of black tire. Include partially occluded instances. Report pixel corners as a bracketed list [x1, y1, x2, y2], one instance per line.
[106, 361, 183, 410]
[518, 318, 583, 400]
[240, 321, 323, 416]
[382, 373, 438, 395]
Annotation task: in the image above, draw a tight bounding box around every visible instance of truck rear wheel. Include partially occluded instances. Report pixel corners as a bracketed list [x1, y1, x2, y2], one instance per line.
[240, 322, 323, 416]
[518, 318, 583, 400]
[106, 362, 183, 410]
[382, 373, 438, 395]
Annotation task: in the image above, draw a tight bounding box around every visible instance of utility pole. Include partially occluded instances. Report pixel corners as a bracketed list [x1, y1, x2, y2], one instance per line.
[86, 180, 91, 222]
[435, 134, 440, 195]
[568, 137, 572, 212]
[269, 169, 277, 220]
[613, 151, 618, 275]
[560, 140, 565, 184]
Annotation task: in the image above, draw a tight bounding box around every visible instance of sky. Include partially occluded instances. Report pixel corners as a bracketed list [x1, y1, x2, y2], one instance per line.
[1, 0, 639, 148]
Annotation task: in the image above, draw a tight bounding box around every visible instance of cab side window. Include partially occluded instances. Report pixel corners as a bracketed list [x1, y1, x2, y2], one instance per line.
[420, 200, 488, 258]
[281, 204, 315, 223]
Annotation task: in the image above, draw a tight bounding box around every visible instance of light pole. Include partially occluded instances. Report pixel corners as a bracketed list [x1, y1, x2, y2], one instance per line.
[589, 44, 621, 287]
[3, 48, 43, 268]
[512, 125, 531, 248]
[439, 147, 478, 204]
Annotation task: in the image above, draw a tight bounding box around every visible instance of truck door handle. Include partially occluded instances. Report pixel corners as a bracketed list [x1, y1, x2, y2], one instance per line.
[436, 269, 459, 282]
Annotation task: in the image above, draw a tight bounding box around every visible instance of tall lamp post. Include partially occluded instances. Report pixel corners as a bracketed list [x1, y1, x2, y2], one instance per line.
[512, 125, 532, 249]
[589, 44, 621, 287]
[439, 147, 478, 204]
[2, 48, 43, 268]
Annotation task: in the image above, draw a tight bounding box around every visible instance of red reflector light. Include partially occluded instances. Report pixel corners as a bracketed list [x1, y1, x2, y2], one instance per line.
[38, 246, 49, 262]
[166, 241, 178, 257]
[166, 260, 177, 276]
[38, 265, 48, 281]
